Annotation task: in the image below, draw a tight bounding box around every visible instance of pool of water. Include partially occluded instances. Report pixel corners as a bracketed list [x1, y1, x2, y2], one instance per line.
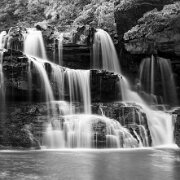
[0, 148, 180, 180]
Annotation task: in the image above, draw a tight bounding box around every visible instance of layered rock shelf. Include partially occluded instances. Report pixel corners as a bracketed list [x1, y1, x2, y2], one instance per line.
[0, 102, 152, 149]
[1, 49, 121, 103]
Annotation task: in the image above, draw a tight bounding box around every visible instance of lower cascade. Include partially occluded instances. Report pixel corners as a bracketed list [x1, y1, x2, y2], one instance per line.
[43, 114, 140, 149]
[0, 28, 177, 149]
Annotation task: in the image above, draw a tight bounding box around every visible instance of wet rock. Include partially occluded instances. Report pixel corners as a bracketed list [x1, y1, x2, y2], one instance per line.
[1, 49, 122, 102]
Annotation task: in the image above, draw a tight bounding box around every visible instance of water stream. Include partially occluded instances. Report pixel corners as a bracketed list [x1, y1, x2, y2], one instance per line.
[0, 28, 177, 149]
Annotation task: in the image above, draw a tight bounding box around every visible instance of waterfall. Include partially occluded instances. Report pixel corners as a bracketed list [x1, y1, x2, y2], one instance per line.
[28, 57, 54, 102]
[50, 63, 65, 100]
[93, 29, 121, 73]
[140, 55, 178, 105]
[93, 29, 175, 147]
[65, 69, 91, 114]
[118, 75, 174, 146]
[24, 29, 47, 59]
[58, 33, 63, 65]
[140, 55, 155, 95]
[43, 114, 138, 149]
[0, 31, 7, 49]
[28, 57, 56, 117]
[0, 50, 5, 108]
[158, 57, 178, 105]
[3, 25, 173, 149]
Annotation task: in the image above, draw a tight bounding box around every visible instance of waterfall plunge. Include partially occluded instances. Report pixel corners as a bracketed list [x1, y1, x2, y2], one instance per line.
[22, 28, 175, 148]
[24, 29, 47, 59]
[93, 29, 175, 147]
[65, 69, 91, 114]
[58, 33, 63, 65]
[140, 55, 178, 105]
[0, 50, 5, 109]
[0, 31, 6, 49]
[43, 114, 139, 149]
[93, 29, 121, 73]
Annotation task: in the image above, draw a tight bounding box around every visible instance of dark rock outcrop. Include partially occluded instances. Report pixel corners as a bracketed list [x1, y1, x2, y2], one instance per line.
[1, 49, 121, 102]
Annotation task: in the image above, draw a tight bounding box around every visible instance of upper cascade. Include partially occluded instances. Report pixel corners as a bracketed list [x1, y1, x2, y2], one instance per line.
[93, 29, 121, 74]
[24, 29, 47, 59]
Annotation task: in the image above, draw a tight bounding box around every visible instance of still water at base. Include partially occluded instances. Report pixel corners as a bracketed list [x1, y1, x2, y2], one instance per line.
[0, 149, 180, 180]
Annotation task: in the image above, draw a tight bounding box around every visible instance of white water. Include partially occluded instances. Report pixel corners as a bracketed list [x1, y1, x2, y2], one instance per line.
[140, 55, 177, 105]
[93, 29, 175, 147]
[159, 57, 178, 105]
[93, 29, 121, 73]
[43, 114, 138, 149]
[0, 50, 5, 107]
[58, 33, 63, 65]
[0, 31, 6, 49]
[50, 63, 64, 100]
[118, 75, 174, 146]
[140, 55, 155, 94]
[24, 29, 47, 59]
[65, 69, 91, 114]
[28, 57, 54, 103]
[4, 27, 173, 149]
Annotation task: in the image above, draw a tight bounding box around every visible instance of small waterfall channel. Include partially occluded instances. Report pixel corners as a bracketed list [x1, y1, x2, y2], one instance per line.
[140, 55, 178, 105]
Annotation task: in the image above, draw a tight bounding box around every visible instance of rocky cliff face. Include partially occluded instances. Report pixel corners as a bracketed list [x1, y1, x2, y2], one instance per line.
[1, 49, 121, 103]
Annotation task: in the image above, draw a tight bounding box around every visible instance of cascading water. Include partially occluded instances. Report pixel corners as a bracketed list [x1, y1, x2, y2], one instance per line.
[24, 29, 47, 59]
[28, 57, 54, 103]
[58, 33, 63, 65]
[93, 29, 121, 73]
[50, 63, 64, 100]
[140, 55, 155, 95]
[0, 50, 5, 107]
[119, 76, 174, 146]
[65, 69, 91, 114]
[0, 31, 7, 49]
[93, 29, 175, 147]
[10, 26, 175, 149]
[139, 55, 178, 105]
[159, 57, 178, 105]
[43, 113, 139, 149]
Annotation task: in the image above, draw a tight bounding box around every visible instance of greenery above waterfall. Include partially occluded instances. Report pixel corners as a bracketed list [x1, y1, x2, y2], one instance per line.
[0, 0, 116, 32]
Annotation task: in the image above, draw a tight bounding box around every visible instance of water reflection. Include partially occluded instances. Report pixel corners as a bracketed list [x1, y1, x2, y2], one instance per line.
[0, 149, 180, 180]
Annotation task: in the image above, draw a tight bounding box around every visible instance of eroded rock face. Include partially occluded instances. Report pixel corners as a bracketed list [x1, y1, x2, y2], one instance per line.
[124, 2, 180, 56]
